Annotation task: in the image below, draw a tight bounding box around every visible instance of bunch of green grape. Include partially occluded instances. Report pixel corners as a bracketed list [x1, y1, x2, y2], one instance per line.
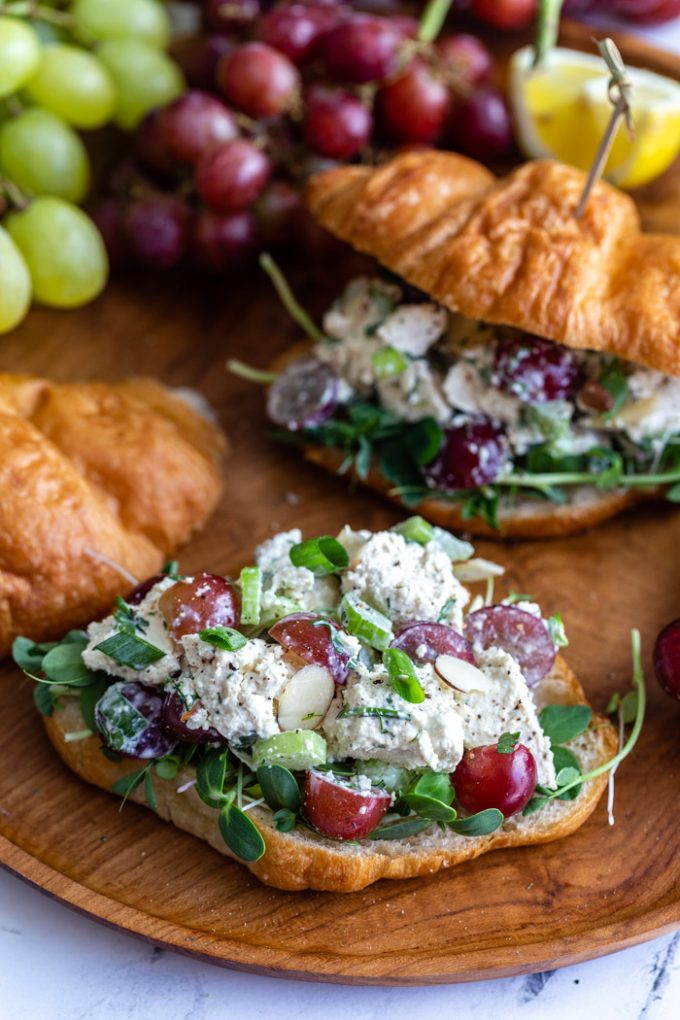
[0, 0, 184, 333]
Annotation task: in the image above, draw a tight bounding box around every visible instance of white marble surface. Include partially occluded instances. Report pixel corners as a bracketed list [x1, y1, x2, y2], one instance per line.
[2, 13, 680, 1020]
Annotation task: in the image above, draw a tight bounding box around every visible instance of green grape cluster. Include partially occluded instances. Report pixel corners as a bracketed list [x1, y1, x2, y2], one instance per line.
[0, 0, 185, 333]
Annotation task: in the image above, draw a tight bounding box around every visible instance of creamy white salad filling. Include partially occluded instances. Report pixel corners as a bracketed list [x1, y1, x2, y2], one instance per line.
[316, 276, 680, 459]
[82, 525, 559, 786]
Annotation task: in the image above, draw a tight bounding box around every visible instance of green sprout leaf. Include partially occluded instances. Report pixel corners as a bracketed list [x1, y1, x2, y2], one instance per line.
[538, 704, 592, 745]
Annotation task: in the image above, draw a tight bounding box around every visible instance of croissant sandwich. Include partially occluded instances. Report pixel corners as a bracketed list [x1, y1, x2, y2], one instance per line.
[0, 374, 225, 657]
[14, 521, 638, 894]
[257, 152, 680, 538]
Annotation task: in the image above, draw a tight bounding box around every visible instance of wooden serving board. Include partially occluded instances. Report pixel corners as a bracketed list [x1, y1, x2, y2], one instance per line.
[0, 260, 679, 984]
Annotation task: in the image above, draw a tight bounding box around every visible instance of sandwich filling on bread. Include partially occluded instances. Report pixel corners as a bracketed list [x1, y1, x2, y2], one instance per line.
[265, 275, 680, 530]
[15, 523, 634, 877]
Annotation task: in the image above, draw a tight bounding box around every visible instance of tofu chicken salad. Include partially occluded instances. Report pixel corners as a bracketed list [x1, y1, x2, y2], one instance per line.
[16, 521, 617, 863]
[264, 276, 680, 528]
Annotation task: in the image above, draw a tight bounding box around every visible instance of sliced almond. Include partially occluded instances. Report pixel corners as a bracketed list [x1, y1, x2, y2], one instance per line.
[453, 558, 505, 583]
[434, 654, 493, 695]
[277, 664, 335, 732]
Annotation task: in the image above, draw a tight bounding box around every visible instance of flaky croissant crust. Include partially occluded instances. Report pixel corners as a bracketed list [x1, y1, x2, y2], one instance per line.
[0, 374, 225, 656]
[307, 152, 680, 377]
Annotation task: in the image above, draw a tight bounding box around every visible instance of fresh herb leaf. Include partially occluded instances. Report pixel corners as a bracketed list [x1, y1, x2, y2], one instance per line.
[337, 706, 411, 721]
[154, 756, 180, 780]
[497, 731, 520, 755]
[42, 643, 94, 686]
[551, 745, 582, 801]
[256, 765, 301, 813]
[218, 801, 266, 862]
[382, 648, 425, 704]
[522, 795, 548, 816]
[144, 769, 158, 811]
[606, 692, 621, 715]
[370, 817, 432, 840]
[111, 767, 147, 809]
[666, 482, 680, 502]
[555, 766, 580, 788]
[448, 808, 503, 836]
[411, 771, 454, 804]
[538, 704, 592, 745]
[460, 488, 500, 531]
[272, 808, 297, 832]
[12, 636, 56, 673]
[94, 631, 164, 671]
[79, 675, 110, 732]
[114, 597, 148, 635]
[622, 689, 639, 724]
[599, 359, 630, 420]
[199, 626, 247, 652]
[195, 746, 231, 809]
[401, 793, 457, 823]
[33, 683, 56, 716]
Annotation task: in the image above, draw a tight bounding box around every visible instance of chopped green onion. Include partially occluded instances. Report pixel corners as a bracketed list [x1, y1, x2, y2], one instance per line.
[199, 626, 248, 652]
[63, 728, 94, 742]
[94, 631, 164, 670]
[259, 253, 325, 344]
[371, 347, 409, 379]
[340, 592, 393, 651]
[337, 706, 411, 721]
[546, 612, 569, 649]
[226, 359, 279, 384]
[382, 648, 425, 704]
[239, 566, 262, 626]
[289, 535, 349, 575]
[392, 515, 434, 546]
[431, 527, 474, 561]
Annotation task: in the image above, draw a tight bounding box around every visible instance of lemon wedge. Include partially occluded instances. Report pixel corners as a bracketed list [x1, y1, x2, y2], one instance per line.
[509, 45, 680, 190]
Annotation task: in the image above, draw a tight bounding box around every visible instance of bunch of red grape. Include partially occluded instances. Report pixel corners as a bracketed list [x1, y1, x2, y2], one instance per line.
[94, 0, 515, 274]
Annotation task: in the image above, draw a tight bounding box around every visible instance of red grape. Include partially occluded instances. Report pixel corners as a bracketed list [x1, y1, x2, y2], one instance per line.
[269, 612, 351, 684]
[453, 741, 537, 817]
[378, 59, 451, 144]
[266, 357, 339, 430]
[192, 207, 258, 270]
[258, 3, 344, 65]
[304, 87, 372, 159]
[170, 33, 235, 91]
[390, 621, 474, 665]
[653, 618, 680, 701]
[464, 605, 556, 686]
[217, 42, 300, 118]
[195, 139, 271, 212]
[159, 573, 241, 640]
[161, 90, 238, 165]
[161, 691, 222, 743]
[493, 333, 582, 404]
[135, 110, 178, 178]
[610, 0, 680, 22]
[436, 33, 493, 88]
[254, 180, 302, 246]
[204, 0, 260, 33]
[304, 769, 391, 839]
[124, 194, 191, 270]
[426, 418, 506, 491]
[320, 15, 401, 83]
[90, 196, 129, 269]
[95, 681, 177, 760]
[126, 574, 165, 606]
[448, 86, 514, 160]
[470, 0, 537, 30]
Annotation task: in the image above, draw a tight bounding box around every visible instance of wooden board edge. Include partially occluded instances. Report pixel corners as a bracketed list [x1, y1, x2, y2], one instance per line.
[2, 833, 678, 985]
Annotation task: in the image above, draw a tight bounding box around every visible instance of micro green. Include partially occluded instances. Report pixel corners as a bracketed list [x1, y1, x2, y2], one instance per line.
[496, 732, 520, 755]
[538, 704, 592, 745]
[219, 802, 266, 862]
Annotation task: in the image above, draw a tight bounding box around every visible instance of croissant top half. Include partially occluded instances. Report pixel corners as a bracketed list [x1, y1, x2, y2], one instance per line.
[306, 151, 680, 378]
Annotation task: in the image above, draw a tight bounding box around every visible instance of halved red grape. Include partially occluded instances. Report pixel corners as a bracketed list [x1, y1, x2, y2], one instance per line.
[305, 87, 372, 159]
[304, 769, 391, 839]
[192, 207, 258, 271]
[391, 621, 474, 665]
[124, 194, 191, 271]
[470, 0, 536, 30]
[195, 139, 271, 213]
[161, 691, 222, 743]
[161, 91, 238, 166]
[258, 3, 343, 65]
[378, 59, 451, 144]
[426, 418, 506, 491]
[270, 612, 351, 684]
[267, 357, 338, 431]
[127, 574, 165, 606]
[653, 618, 680, 701]
[493, 333, 582, 404]
[216, 42, 300, 118]
[448, 86, 514, 160]
[453, 741, 537, 817]
[436, 33, 493, 88]
[464, 605, 555, 686]
[95, 681, 177, 759]
[320, 15, 401, 83]
[159, 573, 241, 640]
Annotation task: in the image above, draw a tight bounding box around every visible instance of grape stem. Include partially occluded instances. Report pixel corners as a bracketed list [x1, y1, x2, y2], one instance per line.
[532, 0, 565, 68]
[226, 359, 278, 385]
[259, 253, 325, 344]
[0, 176, 28, 211]
[546, 628, 646, 800]
[418, 0, 455, 45]
[0, 1, 73, 26]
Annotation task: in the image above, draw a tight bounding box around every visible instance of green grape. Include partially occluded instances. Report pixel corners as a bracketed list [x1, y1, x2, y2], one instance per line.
[97, 39, 183, 131]
[72, 0, 170, 49]
[6, 197, 108, 309]
[24, 44, 116, 129]
[0, 109, 90, 203]
[0, 16, 42, 98]
[0, 225, 31, 334]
